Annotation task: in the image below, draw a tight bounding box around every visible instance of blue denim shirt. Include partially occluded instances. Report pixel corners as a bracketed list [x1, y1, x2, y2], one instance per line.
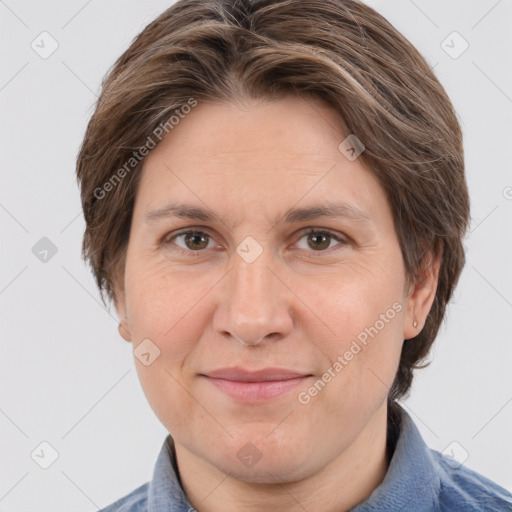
[98, 406, 512, 511]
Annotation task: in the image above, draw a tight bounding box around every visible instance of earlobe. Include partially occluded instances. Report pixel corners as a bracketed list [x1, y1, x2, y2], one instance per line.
[114, 287, 132, 342]
[118, 316, 132, 342]
[403, 249, 441, 340]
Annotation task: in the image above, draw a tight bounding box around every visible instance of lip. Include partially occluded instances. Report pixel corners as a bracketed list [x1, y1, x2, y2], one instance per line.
[204, 366, 312, 382]
[201, 367, 313, 402]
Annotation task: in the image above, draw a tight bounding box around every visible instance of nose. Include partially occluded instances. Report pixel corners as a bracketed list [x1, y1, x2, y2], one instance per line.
[235, 333, 265, 346]
[213, 252, 294, 347]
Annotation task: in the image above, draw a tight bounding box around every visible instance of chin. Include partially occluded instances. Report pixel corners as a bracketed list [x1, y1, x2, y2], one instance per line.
[205, 431, 315, 484]
[216, 452, 314, 485]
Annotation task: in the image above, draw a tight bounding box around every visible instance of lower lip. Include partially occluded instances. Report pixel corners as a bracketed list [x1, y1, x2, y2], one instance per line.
[203, 376, 311, 402]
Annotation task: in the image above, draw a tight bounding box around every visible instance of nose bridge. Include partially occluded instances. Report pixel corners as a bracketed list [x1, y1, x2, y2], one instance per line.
[233, 254, 274, 316]
[214, 244, 293, 345]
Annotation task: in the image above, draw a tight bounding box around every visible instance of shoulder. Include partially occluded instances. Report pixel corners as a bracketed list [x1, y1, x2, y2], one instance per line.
[97, 482, 149, 512]
[430, 449, 512, 512]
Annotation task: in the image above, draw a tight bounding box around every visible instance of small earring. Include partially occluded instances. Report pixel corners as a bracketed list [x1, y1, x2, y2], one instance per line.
[413, 320, 418, 328]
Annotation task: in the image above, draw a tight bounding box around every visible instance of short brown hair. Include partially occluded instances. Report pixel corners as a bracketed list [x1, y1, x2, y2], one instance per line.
[76, 0, 470, 402]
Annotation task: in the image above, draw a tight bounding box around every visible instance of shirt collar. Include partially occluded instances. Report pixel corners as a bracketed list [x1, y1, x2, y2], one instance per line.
[147, 404, 440, 512]
[350, 404, 441, 512]
[147, 434, 194, 511]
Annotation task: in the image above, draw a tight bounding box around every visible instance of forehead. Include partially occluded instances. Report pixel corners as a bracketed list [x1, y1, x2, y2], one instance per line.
[133, 96, 388, 227]
[149, 95, 350, 166]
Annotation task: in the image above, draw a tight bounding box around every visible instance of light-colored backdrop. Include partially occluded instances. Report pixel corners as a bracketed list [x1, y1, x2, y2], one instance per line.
[1, 0, 511, 510]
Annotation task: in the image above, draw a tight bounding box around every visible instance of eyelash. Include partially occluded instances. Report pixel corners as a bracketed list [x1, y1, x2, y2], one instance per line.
[161, 227, 349, 257]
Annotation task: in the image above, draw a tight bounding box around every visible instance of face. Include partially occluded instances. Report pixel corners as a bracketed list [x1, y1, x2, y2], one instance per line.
[116, 95, 435, 484]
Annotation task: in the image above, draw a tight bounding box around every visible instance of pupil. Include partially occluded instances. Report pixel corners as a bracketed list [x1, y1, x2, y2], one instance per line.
[187, 232, 207, 250]
[310, 233, 329, 250]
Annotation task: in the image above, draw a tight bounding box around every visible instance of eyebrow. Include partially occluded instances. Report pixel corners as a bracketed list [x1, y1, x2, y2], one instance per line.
[143, 201, 373, 227]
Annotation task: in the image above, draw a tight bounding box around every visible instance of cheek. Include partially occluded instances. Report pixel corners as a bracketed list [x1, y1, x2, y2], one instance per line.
[125, 256, 213, 341]
[301, 261, 405, 401]
[124, 263, 206, 415]
[125, 263, 211, 420]
[135, 359, 207, 445]
[306, 259, 405, 344]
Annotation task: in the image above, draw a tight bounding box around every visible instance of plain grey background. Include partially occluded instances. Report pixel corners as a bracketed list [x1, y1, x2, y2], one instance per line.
[1, 0, 511, 510]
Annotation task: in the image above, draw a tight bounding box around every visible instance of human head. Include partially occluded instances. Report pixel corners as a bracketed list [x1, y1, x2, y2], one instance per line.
[76, 0, 469, 478]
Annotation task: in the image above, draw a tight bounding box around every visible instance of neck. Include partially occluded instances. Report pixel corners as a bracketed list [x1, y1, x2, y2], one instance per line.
[174, 402, 391, 512]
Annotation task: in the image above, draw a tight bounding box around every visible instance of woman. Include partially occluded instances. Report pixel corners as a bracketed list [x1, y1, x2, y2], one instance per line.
[76, 0, 512, 510]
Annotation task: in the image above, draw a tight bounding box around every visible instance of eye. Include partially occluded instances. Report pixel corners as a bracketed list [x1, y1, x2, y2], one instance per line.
[164, 230, 216, 253]
[294, 229, 348, 254]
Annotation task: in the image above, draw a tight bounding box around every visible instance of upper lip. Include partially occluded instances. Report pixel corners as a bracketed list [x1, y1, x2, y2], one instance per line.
[202, 367, 312, 382]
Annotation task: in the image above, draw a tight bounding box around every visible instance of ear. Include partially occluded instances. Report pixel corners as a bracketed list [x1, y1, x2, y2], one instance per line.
[115, 292, 132, 342]
[403, 248, 441, 340]
[113, 266, 132, 343]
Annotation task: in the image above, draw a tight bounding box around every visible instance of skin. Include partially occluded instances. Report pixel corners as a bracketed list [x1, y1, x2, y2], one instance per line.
[115, 95, 439, 512]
